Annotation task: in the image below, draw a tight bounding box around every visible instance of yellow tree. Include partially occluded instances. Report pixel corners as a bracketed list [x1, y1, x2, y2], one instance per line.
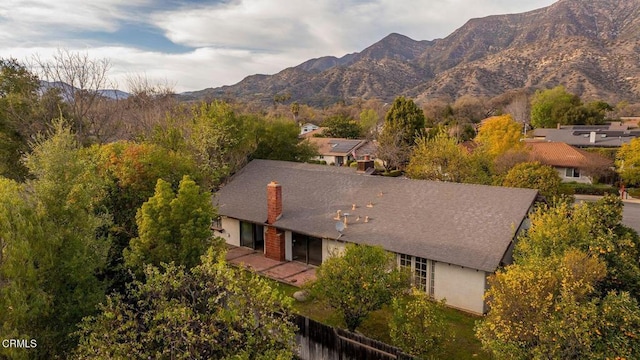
[616, 137, 640, 186]
[475, 115, 523, 157]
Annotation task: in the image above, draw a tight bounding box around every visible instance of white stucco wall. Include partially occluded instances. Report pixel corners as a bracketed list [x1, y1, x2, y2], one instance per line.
[434, 263, 488, 315]
[221, 217, 240, 246]
[322, 238, 346, 260]
[556, 167, 592, 184]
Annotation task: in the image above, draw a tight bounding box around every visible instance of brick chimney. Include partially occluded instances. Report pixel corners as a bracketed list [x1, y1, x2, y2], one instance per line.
[265, 181, 285, 261]
[267, 181, 282, 224]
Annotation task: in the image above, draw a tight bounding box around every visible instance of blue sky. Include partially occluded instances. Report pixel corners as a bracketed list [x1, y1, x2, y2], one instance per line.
[0, 0, 557, 92]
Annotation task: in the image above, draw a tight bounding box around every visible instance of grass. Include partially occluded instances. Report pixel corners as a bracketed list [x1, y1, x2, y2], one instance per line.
[268, 278, 491, 359]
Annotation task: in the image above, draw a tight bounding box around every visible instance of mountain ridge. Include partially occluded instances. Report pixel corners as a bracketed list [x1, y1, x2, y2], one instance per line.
[181, 0, 640, 106]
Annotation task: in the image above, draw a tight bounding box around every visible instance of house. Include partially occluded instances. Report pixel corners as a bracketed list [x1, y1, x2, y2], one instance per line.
[214, 160, 538, 314]
[300, 123, 320, 136]
[298, 127, 327, 139]
[305, 137, 374, 166]
[525, 141, 614, 184]
[532, 124, 640, 148]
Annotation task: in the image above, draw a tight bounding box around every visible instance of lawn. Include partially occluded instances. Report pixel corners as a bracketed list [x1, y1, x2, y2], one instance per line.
[268, 279, 491, 359]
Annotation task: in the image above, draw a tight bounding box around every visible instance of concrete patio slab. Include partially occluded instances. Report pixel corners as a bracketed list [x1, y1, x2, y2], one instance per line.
[225, 245, 317, 287]
[229, 252, 282, 272]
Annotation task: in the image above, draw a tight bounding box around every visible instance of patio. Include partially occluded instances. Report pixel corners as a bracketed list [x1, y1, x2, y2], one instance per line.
[225, 245, 317, 286]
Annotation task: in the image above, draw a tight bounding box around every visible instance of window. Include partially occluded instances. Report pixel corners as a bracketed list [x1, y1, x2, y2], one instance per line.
[414, 257, 429, 293]
[240, 221, 264, 250]
[399, 254, 411, 269]
[565, 168, 580, 178]
[397, 254, 435, 297]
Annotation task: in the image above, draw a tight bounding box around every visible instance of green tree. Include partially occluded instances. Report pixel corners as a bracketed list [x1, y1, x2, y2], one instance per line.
[253, 120, 318, 161]
[502, 161, 562, 199]
[475, 114, 523, 158]
[530, 86, 582, 128]
[95, 141, 202, 293]
[124, 176, 219, 273]
[188, 101, 257, 188]
[616, 137, 640, 186]
[74, 249, 297, 360]
[406, 132, 473, 182]
[359, 108, 380, 136]
[477, 249, 640, 359]
[0, 58, 63, 180]
[378, 96, 425, 169]
[310, 244, 409, 332]
[390, 289, 449, 358]
[516, 196, 640, 299]
[0, 119, 110, 358]
[322, 114, 362, 139]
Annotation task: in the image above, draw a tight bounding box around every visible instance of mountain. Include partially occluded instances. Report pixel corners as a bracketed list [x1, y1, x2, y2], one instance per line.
[40, 81, 131, 100]
[182, 0, 640, 106]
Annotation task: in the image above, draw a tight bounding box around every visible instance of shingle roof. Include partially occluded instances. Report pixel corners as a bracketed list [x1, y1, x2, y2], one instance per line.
[306, 137, 367, 156]
[215, 160, 538, 272]
[526, 141, 613, 169]
[532, 128, 640, 147]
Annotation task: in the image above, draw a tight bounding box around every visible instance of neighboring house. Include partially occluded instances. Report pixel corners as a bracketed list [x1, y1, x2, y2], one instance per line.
[525, 141, 614, 184]
[299, 127, 327, 139]
[214, 160, 538, 314]
[306, 137, 373, 166]
[532, 124, 640, 148]
[300, 123, 320, 135]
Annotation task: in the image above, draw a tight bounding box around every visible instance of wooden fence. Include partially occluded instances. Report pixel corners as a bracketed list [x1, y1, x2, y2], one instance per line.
[293, 314, 415, 360]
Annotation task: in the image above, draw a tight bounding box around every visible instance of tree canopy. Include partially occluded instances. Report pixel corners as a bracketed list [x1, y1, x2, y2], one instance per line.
[0, 120, 110, 358]
[477, 196, 640, 359]
[310, 244, 409, 332]
[124, 176, 220, 273]
[475, 115, 523, 158]
[74, 249, 297, 360]
[502, 161, 562, 199]
[530, 86, 607, 128]
[252, 119, 318, 162]
[378, 96, 425, 169]
[616, 137, 640, 186]
[322, 114, 362, 139]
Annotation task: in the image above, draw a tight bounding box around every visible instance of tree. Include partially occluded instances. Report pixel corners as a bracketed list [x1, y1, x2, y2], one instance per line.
[502, 161, 562, 199]
[516, 196, 640, 299]
[124, 176, 220, 273]
[390, 289, 449, 358]
[358, 108, 380, 137]
[530, 86, 582, 128]
[406, 132, 473, 182]
[188, 101, 257, 188]
[34, 49, 122, 143]
[0, 119, 110, 358]
[504, 92, 530, 126]
[477, 249, 640, 359]
[452, 94, 487, 124]
[309, 244, 409, 332]
[477, 196, 640, 359]
[616, 137, 640, 186]
[322, 114, 362, 139]
[94, 141, 202, 292]
[290, 101, 300, 122]
[0, 58, 62, 180]
[253, 120, 318, 162]
[475, 115, 523, 158]
[74, 248, 297, 360]
[378, 96, 425, 169]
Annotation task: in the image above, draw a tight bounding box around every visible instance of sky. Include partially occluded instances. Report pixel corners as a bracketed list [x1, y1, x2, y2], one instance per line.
[0, 0, 558, 93]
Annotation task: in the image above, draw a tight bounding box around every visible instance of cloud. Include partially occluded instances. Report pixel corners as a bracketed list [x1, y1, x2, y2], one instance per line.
[1, 0, 558, 91]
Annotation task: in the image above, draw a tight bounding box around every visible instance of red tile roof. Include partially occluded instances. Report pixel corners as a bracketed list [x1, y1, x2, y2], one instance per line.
[525, 141, 612, 169]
